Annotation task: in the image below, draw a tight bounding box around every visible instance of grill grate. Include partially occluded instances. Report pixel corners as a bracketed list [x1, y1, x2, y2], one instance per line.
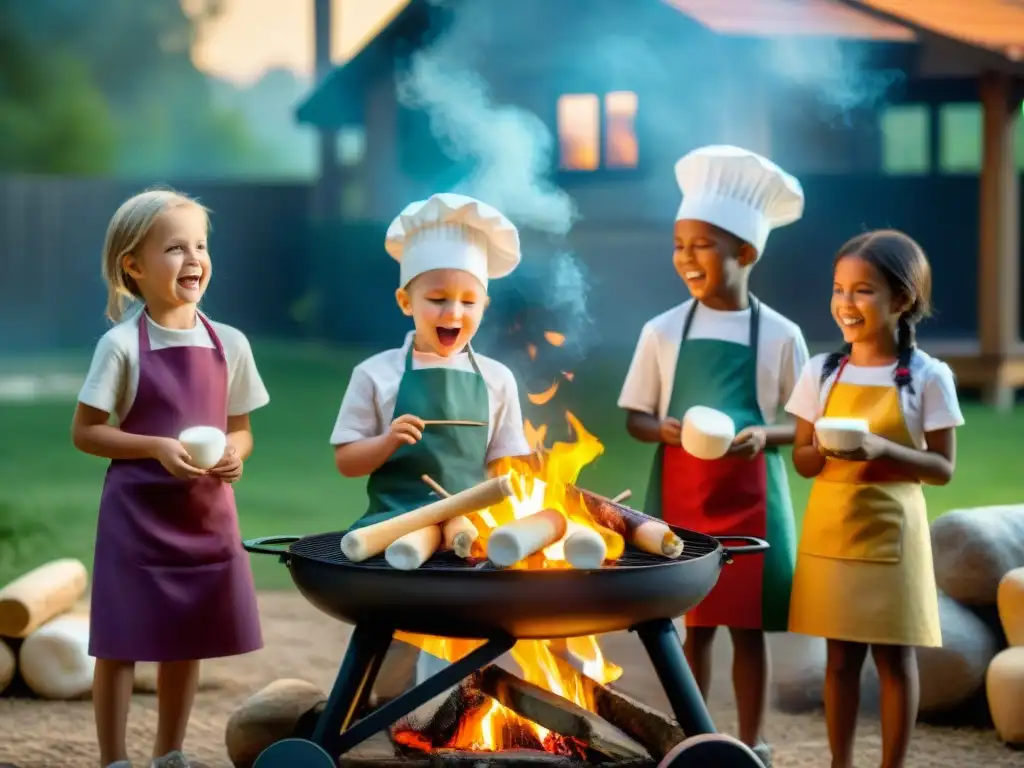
[288, 528, 719, 571]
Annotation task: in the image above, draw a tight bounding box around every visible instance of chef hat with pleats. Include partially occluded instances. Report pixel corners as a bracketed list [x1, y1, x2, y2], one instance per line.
[385, 193, 521, 290]
[674, 145, 805, 257]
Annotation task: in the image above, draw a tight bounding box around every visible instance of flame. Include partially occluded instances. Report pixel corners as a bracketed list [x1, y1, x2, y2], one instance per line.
[396, 411, 626, 753]
[527, 381, 559, 405]
[544, 331, 566, 347]
[562, 371, 574, 381]
[526, 343, 537, 360]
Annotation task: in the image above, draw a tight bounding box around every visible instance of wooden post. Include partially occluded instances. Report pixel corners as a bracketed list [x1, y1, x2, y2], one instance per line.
[314, 0, 340, 220]
[977, 71, 1021, 410]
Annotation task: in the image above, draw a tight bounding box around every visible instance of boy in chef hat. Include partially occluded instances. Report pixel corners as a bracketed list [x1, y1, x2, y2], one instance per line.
[618, 145, 810, 765]
[330, 192, 532, 700]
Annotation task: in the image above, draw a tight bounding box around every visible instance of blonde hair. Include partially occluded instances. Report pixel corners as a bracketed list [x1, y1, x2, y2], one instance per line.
[101, 187, 210, 323]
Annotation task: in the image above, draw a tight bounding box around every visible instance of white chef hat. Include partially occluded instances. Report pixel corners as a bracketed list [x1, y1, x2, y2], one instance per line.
[674, 145, 805, 257]
[385, 193, 521, 290]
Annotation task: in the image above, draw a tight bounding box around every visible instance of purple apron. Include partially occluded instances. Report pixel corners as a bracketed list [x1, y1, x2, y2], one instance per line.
[88, 311, 263, 662]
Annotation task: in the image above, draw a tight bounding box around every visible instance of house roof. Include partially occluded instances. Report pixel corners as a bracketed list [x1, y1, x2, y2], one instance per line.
[662, 0, 914, 40]
[296, 0, 1024, 129]
[854, 0, 1024, 61]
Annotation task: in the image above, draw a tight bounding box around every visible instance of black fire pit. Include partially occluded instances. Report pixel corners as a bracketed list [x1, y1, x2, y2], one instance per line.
[244, 521, 769, 768]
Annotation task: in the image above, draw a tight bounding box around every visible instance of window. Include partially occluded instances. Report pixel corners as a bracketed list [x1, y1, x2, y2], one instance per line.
[337, 125, 366, 167]
[557, 91, 639, 171]
[939, 104, 982, 173]
[879, 105, 930, 175]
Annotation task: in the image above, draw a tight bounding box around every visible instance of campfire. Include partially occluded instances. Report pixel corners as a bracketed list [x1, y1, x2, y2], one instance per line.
[339, 409, 686, 765]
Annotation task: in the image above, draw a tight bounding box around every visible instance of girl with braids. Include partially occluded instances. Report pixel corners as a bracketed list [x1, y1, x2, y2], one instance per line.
[784, 229, 964, 768]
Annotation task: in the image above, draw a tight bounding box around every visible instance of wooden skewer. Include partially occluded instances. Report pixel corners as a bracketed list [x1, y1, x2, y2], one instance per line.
[421, 419, 488, 427]
[421, 475, 478, 558]
[611, 489, 632, 504]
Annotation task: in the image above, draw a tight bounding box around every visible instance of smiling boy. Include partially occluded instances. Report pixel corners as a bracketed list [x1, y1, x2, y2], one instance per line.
[617, 146, 809, 765]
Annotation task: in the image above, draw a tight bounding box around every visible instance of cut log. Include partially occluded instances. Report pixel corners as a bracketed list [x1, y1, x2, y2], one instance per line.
[473, 665, 648, 762]
[545, 654, 684, 760]
[392, 680, 488, 750]
[19, 613, 94, 700]
[225, 679, 327, 768]
[0, 558, 88, 638]
[341, 750, 593, 768]
[0, 638, 14, 695]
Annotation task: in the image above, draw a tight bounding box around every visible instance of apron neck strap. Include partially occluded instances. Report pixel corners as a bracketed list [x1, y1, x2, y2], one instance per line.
[681, 295, 761, 361]
[822, 355, 851, 413]
[404, 335, 483, 375]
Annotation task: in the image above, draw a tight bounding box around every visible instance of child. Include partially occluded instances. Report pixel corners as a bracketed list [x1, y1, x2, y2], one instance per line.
[72, 189, 269, 768]
[785, 230, 963, 768]
[330, 192, 531, 696]
[618, 145, 809, 764]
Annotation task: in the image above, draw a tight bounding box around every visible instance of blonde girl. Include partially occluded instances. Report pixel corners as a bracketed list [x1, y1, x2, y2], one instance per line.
[72, 188, 270, 768]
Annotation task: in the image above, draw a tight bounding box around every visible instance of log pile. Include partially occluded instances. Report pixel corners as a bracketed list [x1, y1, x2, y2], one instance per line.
[0, 559, 94, 700]
[227, 657, 683, 767]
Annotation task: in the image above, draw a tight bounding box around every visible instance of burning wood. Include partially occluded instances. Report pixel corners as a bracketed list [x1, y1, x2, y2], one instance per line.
[473, 665, 648, 762]
[341, 474, 516, 562]
[574, 488, 684, 560]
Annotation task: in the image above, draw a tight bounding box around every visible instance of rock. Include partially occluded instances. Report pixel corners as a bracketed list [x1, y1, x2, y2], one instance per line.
[769, 633, 879, 715]
[931, 506, 1024, 606]
[0, 639, 14, 695]
[997, 567, 1024, 646]
[986, 647, 1024, 746]
[917, 591, 1000, 714]
[225, 679, 326, 768]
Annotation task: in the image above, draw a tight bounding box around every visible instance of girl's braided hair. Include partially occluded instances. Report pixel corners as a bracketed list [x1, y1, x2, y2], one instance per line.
[821, 229, 933, 393]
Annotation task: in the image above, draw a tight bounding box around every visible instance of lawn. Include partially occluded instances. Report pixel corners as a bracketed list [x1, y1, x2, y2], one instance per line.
[0, 342, 1020, 590]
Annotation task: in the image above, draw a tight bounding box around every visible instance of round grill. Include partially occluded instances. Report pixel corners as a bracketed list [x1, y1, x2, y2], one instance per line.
[287, 528, 719, 572]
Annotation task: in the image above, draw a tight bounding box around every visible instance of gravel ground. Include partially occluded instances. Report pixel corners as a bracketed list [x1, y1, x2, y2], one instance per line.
[0, 593, 1018, 767]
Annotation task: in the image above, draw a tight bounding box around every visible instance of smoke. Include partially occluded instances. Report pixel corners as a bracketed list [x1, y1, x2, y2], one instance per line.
[396, 0, 596, 373]
[759, 37, 903, 121]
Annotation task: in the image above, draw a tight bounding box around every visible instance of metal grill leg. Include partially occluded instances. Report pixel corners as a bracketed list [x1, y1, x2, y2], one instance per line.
[311, 623, 395, 757]
[634, 618, 716, 737]
[327, 631, 517, 756]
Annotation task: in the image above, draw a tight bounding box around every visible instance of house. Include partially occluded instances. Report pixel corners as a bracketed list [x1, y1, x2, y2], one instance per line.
[297, 0, 1024, 408]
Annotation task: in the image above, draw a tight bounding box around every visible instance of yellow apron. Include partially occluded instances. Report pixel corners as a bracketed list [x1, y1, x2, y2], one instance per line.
[788, 367, 941, 647]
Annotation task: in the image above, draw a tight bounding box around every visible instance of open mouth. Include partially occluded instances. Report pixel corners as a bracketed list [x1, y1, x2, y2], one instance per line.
[683, 270, 706, 284]
[840, 316, 864, 327]
[436, 326, 461, 347]
[177, 275, 201, 291]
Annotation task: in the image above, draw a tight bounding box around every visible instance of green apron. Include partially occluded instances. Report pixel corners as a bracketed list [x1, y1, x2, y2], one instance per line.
[353, 339, 491, 530]
[643, 297, 795, 630]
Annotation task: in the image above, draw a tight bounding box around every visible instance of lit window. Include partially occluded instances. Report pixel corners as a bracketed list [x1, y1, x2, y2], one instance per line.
[557, 94, 600, 171]
[605, 91, 639, 168]
[879, 105, 929, 175]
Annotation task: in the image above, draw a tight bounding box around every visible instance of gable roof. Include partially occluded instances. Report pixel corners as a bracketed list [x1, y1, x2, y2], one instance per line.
[295, 0, 1024, 129]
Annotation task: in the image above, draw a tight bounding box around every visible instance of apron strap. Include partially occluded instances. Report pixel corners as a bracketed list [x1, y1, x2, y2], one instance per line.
[403, 335, 484, 377]
[678, 294, 761, 374]
[822, 356, 850, 413]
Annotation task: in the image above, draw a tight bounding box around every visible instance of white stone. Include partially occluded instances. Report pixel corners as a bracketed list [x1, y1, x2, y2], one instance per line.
[931, 506, 1024, 606]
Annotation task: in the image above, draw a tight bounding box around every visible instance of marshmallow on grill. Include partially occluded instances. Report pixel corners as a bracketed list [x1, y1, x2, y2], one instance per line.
[674, 145, 804, 256]
[386, 193, 521, 289]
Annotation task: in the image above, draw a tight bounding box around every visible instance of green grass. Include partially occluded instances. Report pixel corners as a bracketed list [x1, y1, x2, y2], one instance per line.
[0, 342, 1020, 590]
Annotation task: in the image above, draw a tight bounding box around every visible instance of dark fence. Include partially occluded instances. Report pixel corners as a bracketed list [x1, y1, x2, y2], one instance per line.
[0, 174, 1019, 359]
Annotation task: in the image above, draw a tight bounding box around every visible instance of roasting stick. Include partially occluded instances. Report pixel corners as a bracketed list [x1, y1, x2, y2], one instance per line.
[421, 419, 487, 427]
[611, 489, 632, 504]
[340, 474, 516, 562]
[385, 525, 442, 570]
[575, 487, 684, 559]
[488, 509, 568, 567]
[420, 475, 479, 558]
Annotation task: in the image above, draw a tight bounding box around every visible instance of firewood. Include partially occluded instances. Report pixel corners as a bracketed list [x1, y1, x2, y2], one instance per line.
[473, 666, 648, 762]
[19, 613, 94, 700]
[391, 680, 488, 749]
[545, 653, 684, 760]
[0, 558, 88, 638]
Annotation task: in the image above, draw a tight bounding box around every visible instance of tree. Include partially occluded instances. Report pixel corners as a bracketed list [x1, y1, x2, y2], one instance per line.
[0, 0, 263, 177]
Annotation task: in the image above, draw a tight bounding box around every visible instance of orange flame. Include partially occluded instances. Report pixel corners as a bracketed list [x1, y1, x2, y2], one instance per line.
[397, 412, 626, 751]
[544, 331, 566, 347]
[527, 381, 559, 405]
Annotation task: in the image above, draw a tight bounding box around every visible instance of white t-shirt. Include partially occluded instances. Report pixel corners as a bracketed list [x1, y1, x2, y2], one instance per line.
[78, 309, 270, 423]
[617, 300, 810, 424]
[330, 332, 532, 464]
[784, 350, 965, 449]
